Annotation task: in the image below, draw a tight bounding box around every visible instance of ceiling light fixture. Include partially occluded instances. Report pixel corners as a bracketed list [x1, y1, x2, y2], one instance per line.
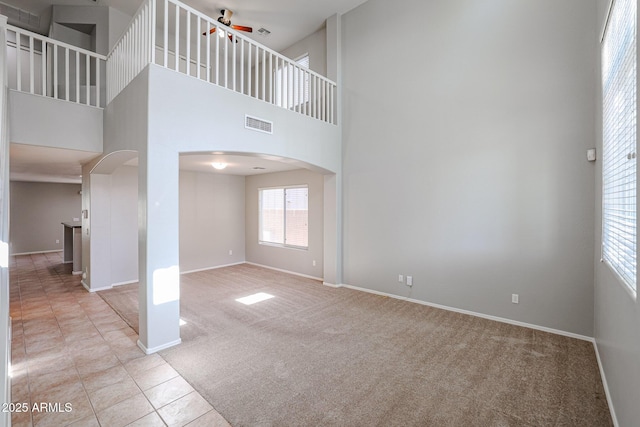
[212, 162, 228, 170]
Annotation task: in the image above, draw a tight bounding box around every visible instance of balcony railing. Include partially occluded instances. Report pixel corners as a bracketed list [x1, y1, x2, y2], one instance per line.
[108, 0, 337, 124]
[5, 25, 106, 108]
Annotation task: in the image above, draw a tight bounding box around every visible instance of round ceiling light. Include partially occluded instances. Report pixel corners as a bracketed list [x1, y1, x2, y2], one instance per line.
[212, 162, 228, 170]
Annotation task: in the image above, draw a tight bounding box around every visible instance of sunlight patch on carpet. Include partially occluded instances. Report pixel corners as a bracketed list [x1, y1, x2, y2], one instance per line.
[236, 292, 274, 305]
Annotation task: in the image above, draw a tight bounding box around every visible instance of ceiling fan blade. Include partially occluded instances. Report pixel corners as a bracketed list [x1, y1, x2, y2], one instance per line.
[203, 27, 216, 36]
[231, 25, 253, 33]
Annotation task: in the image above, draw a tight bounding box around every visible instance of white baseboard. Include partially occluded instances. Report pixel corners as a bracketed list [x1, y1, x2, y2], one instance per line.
[181, 261, 245, 275]
[340, 283, 593, 342]
[11, 249, 63, 256]
[137, 338, 182, 354]
[246, 262, 323, 281]
[323, 282, 342, 288]
[112, 279, 138, 287]
[593, 341, 619, 426]
[84, 282, 116, 293]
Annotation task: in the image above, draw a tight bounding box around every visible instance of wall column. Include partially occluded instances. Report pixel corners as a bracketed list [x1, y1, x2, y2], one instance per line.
[323, 174, 342, 286]
[0, 14, 10, 427]
[137, 148, 181, 353]
[325, 13, 343, 286]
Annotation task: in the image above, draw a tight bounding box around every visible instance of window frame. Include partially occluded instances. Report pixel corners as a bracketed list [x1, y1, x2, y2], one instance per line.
[258, 185, 309, 250]
[601, 0, 637, 298]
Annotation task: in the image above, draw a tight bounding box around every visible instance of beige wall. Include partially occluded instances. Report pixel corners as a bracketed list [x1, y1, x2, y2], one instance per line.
[10, 181, 82, 254]
[280, 27, 327, 77]
[341, 0, 597, 336]
[180, 171, 246, 273]
[246, 169, 324, 279]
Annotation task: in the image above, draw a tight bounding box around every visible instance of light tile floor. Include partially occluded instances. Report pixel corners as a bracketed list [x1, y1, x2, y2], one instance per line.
[9, 252, 231, 427]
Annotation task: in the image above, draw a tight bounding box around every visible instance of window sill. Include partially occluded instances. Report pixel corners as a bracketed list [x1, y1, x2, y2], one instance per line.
[259, 241, 308, 251]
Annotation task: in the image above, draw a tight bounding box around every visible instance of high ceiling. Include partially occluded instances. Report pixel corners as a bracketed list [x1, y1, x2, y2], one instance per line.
[1, 0, 368, 52]
[5, 0, 367, 182]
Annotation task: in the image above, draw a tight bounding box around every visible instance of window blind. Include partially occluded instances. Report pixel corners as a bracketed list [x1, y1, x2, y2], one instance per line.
[284, 187, 308, 248]
[259, 188, 284, 245]
[274, 54, 310, 109]
[602, 0, 637, 294]
[296, 54, 310, 106]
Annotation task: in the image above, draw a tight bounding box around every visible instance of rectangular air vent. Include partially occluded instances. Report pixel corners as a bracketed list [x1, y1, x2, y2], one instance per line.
[245, 115, 273, 134]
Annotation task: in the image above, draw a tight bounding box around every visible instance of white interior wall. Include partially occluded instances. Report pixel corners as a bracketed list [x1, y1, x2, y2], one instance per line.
[88, 173, 112, 290]
[50, 6, 109, 55]
[50, 23, 92, 51]
[245, 169, 324, 279]
[180, 170, 246, 273]
[109, 165, 138, 285]
[341, 0, 597, 336]
[9, 91, 103, 153]
[593, 0, 640, 425]
[108, 8, 133, 52]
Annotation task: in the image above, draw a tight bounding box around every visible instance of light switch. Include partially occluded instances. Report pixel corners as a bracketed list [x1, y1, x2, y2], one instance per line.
[587, 148, 596, 162]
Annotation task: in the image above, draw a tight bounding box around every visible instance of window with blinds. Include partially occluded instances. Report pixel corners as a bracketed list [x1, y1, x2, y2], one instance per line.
[259, 186, 308, 249]
[274, 54, 310, 110]
[602, 0, 637, 295]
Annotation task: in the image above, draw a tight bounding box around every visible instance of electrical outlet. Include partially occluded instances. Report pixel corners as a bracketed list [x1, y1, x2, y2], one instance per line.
[313, 260, 316, 267]
[398, 274, 403, 283]
[229, 250, 233, 255]
[406, 276, 413, 287]
[56, 239, 60, 244]
[512, 294, 519, 304]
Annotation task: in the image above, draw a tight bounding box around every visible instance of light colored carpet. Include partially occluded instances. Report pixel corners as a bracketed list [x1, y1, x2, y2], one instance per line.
[98, 264, 612, 426]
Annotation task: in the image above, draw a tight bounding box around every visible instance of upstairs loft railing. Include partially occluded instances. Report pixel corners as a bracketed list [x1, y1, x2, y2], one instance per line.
[5, 25, 106, 108]
[108, 0, 337, 124]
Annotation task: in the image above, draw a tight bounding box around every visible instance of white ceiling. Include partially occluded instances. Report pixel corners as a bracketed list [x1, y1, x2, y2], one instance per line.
[178, 153, 304, 176]
[10, 144, 101, 183]
[6, 0, 366, 183]
[2, 0, 368, 52]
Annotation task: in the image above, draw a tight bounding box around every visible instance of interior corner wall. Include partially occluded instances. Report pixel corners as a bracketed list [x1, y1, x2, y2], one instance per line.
[108, 8, 133, 52]
[245, 169, 324, 279]
[50, 5, 109, 55]
[280, 27, 327, 77]
[9, 182, 81, 254]
[50, 23, 92, 51]
[179, 171, 246, 273]
[593, 0, 640, 425]
[341, 0, 597, 336]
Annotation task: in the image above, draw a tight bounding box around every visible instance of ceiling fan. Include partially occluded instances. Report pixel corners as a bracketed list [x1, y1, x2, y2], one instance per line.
[202, 9, 253, 40]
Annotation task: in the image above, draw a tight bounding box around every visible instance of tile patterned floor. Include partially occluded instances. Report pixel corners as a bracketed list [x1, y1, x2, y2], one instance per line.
[9, 252, 231, 427]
